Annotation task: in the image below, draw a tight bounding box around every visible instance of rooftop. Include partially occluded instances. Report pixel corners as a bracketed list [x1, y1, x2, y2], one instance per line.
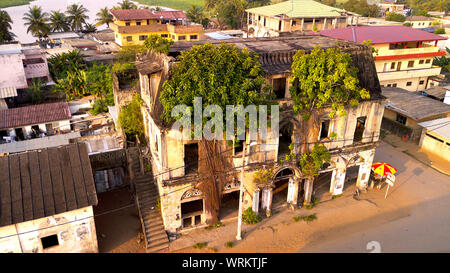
[406, 16, 434, 22]
[0, 143, 98, 227]
[382, 87, 450, 121]
[0, 102, 72, 130]
[110, 9, 186, 21]
[319, 26, 447, 44]
[418, 117, 450, 140]
[245, 0, 349, 18]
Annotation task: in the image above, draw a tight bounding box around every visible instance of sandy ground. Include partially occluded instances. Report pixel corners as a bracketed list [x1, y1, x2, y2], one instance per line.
[93, 188, 146, 253]
[168, 141, 450, 253]
[94, 141, 450, 253]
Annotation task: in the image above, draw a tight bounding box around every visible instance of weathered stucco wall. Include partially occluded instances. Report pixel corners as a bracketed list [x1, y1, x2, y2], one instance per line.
[0, 206, 98, 253]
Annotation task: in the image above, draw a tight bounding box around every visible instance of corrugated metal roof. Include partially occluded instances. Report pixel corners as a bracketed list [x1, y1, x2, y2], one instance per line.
[418, 117, 450, 140]
[0, 87, 18, 99]
[0, 143, 98, 227]
[320, 26, 447, 44]
[245, 0, 348, 18]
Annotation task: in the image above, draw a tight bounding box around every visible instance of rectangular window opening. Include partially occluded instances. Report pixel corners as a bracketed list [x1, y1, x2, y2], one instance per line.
[320, 120, 330, 139]
[184, 143, 198, 175]
[353, 116, 366, 142]
[41, 234, 59, 249]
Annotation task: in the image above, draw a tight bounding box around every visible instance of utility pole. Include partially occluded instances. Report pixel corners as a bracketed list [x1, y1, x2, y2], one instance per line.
[236, 141, 247, 241]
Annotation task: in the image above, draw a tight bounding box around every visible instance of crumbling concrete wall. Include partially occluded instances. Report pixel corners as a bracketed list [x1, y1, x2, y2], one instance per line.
[0, 207, 98, 253]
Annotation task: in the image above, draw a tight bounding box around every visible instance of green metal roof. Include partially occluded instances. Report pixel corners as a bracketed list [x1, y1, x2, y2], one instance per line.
[245, 0, 348, 18]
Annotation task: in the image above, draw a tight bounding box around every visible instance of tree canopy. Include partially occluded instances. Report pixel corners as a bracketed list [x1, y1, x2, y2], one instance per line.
[0, 10, 14, 42]
[343, 0, 380, 17]
[160, 42, 268, 124]
[289, 46, 370, 121]
[23, 5, 50, 40]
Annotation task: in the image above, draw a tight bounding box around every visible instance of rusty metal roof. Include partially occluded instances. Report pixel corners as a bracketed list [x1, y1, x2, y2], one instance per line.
[0, 143, 98, 227]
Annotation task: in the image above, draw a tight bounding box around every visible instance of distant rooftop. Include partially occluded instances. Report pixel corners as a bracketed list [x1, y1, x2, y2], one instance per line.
[0, 102, 71, 130]
[382, 87, 450, 121]
[320, 26, 447, 44]
[110, 9, 186, 21]
[406, 16, 434, 22]
[245, 0, 349, 18]
[418, 117, 450, 140]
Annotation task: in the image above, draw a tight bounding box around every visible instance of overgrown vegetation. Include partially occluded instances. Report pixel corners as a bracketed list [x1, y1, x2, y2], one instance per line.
[385, 13, 406, 22]
[434, 28, 445, 34]
[299, 144, 331, 179]
[208, 247, 218, 253]
[252, 168, 274, 187]
[433, 47, 450, 72]
[301, 213, 317, 222]
[193, 242, 208, 249]
[0, 10, 15, 42]
[118, 94, 145, 142]
[242, 207, 262, 224]
[225, 241, 234, 248]
[343, 0, 380, 17]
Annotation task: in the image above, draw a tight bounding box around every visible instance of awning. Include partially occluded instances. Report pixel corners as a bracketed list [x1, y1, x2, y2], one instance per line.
[0, 87, 18, 99]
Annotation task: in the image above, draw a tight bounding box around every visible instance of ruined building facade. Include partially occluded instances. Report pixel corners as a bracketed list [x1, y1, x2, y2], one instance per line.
[131, 36, 385, 233]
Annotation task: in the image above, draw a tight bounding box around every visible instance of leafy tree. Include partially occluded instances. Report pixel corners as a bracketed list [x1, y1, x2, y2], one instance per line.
[412, 9, 431, 17]
[23, 5, 50, 40]
[83, 23, 97, 33]
[143, 34, 174, 55]
[96, 7, 113, 28]
[118, 94, 144, 141]
[48, 50, 85, 80]
[343, 0, 380, 17]
[214, 0, 247, 29]
[186, 5, 209, 28]
[433, 47, 450, 71]
[385, 13, 406, 22]
[160, 42, 268, 124]
[289, 46, 370, 153]
[26, 78, 45, 104]
[316, 0, 337, 7]
[435, 28, 445, 34]
[66, 3, 89, 32]
[0, 10, 14, 42]
[114, 0, 138, 10]
[299, 143, 331, 179]
[49, 10, 70, 32]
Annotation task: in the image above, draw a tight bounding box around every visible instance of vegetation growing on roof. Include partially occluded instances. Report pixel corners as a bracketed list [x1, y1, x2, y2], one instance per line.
[118, 94, 145, 142]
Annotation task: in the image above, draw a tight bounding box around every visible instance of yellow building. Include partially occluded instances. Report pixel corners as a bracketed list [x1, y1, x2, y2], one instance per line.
[321, 26, 447, 92]
[245, 0, 358, 38]
[109, 9, 203, 46]
[405, 16, 435, 29]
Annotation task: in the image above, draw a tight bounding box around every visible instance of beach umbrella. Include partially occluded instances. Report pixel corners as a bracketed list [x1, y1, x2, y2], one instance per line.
[372, 162, 397, 176]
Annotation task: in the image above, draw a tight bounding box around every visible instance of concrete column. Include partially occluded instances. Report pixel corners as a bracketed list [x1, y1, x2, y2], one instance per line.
[24, 126, 33, 138]
[356, 163, 371, 191]
[289, 177, 300, 210]
[301, 18, 304, 32]
[265, 188, 273, 217]
[38, 124, 47, 134]
[252, 189, 260, 214]
[8, 129, 16, 137]
[303, 178, 313, 205]
[331, 168, 346, 195]
[323, 18, 327, 30]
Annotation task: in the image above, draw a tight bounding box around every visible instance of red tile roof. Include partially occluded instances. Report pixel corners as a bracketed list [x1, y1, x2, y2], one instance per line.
[153, 11, 186, 20]
[109, 9, 186, 21]
[0, 101, 71, 130]
[319, 26, 447, 44]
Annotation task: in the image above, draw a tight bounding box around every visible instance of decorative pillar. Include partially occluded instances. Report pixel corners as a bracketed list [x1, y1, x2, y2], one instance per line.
[331, 168, 346, 196]
[303, 178, 313, 206]
[266, 188, 273, 217]
[287, 177, 299, 210]
[252, 188, 260, 214]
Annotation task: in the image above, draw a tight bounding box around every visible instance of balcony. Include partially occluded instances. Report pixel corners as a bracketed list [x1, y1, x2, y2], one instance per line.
[377, 66, 442, 81]
[376, 44, 441, 58]
[111, 22, 202, 35]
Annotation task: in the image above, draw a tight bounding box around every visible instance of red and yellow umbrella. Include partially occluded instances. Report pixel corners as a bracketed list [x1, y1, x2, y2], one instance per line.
[372, 162, 397, 176]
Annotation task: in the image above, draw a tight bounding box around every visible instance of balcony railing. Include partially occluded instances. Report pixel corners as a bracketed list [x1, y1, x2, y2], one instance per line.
[377, 66, 442, 81]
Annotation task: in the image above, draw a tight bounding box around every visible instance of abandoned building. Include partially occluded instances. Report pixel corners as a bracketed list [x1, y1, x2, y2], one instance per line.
[112, 35, 385, 252]
[0, 143, 98, 253]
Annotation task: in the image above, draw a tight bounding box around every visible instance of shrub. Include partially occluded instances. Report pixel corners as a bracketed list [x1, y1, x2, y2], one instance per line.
[209, 247, 218, 253]
[293, 216, 301, 222]
[332, 193, 344, 199]
[302, 213, 317, 222]
[225, 241, 234, 248]
[193, 242, 208, 249]
[155, 198, 161, 211]
[385, 13, 405, 22]
[242, 207, 262, 224]
[213, 221, 224, 228]
[434, 28, 445, 34]
[118, 94, 145, 142]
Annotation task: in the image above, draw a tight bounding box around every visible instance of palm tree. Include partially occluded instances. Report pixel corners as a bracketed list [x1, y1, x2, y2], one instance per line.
[0, 10, 15, 43]
[96, 7, 113, 28]
[49, 10, 70, 32]
[114, 0, 138, 10]
[66, 3, 89, 32]
[83, 23, 97, 33]
[23, 6, 50, 40]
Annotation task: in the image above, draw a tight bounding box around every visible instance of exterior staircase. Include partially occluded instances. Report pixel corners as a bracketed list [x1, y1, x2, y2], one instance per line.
[127, 147, 169, 253]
